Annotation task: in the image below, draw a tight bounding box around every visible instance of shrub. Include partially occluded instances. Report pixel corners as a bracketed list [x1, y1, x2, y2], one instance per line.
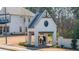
[51, 45, 60, 48]
[19, 42, 34, 47]
[71, 21, 79, 49]
[61, 45, 64, 48]
[71, 39, 77, 49]
[55, 45, 60, 48]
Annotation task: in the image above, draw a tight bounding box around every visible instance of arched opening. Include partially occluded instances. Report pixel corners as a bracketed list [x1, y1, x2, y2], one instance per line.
[38, 32, 53, 47]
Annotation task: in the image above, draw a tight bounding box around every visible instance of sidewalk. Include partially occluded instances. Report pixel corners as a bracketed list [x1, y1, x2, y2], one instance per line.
[0, 45, 31, 51]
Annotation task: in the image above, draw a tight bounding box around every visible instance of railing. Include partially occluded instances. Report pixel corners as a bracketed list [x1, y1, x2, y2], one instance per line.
[0, 18, 9, 24]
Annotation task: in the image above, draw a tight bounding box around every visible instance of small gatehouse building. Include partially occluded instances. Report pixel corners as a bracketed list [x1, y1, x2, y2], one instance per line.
[28, 10, 57, 47]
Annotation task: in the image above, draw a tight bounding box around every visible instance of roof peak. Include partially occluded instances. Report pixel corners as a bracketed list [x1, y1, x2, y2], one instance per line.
[28, 9, 50, 28]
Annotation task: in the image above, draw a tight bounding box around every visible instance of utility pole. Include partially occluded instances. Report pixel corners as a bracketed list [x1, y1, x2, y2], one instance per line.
[24, 16, 27, 43]
[5, 7, 7, 44]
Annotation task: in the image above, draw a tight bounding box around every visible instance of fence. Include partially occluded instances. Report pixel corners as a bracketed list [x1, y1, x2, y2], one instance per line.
[58, 37, 79, 49]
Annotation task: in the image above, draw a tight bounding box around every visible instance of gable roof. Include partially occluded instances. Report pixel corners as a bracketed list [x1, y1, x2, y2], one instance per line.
[29, 9, 56, 28]
[28, 10, 44, 28]
[0, 7, 35, 16]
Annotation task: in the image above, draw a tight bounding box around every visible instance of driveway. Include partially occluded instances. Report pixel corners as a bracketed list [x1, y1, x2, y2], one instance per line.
[38, 48, 73, 51]
[0, 35, 32, 45]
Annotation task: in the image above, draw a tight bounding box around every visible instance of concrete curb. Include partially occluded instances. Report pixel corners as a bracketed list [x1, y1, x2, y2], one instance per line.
[0, 45, 30, 51]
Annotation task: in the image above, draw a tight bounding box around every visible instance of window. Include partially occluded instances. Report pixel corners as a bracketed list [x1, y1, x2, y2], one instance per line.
[4, 26, 9, 32]
[19, 27, 22, 32]
[25, 27, 27, 32]
[44, 21, 49, 27]
[6, 26, 9, 32]
[28, 18, 30, 22]
[0, 27, 2, 34]
[24, 18, 26, 22]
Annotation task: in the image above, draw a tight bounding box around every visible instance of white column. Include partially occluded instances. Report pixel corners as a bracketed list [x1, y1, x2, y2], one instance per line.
[58, 37, 63, 46]
[28, 32, 31, 45]
[34, 32, 39, 47]
[52, 31, 57, 46]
